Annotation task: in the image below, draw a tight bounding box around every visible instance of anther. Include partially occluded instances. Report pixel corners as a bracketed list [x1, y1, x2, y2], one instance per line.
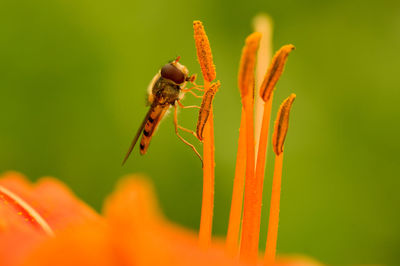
[260, 45, 295, 101]
[238, 32, 262, 100]
[272, 93, 296, 155]
[196, 81, 220, 141]
[193, 21, 216, 83]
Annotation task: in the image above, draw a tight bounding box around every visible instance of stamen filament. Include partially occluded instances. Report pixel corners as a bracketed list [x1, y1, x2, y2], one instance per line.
[264, 153, 283, 265]
[253, 47, 295, 257]
[238, 32, 261, 263]
[248, 92, 274, 256]
[253, 14, 273, 153]
[264, 94, 296, 264]
[199, 95, 215, 248]
[193, 20, 217, 248]
[226, 109, 246, 255]
[240, 94, 257, 262]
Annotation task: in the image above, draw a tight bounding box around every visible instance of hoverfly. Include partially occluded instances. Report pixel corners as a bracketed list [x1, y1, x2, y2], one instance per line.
[122, 57, 203, 165]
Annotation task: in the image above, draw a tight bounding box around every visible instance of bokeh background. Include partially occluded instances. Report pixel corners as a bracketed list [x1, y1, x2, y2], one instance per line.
[1, 0, 399, 264]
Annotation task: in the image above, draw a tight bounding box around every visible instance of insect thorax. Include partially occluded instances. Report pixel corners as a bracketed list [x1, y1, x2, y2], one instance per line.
[152, 77, 182, 105]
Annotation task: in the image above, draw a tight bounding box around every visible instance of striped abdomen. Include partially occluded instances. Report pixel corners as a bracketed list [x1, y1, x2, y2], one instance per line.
[139, 104, 169, 155]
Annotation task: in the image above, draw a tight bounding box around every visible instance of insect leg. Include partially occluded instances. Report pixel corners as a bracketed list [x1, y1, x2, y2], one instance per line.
[177, 125, 199, 139]
[177, 100, 200, 109]
[181, 89, 204, 98]
[174, 104, 203, 166]
[182, 85, 205, 92]
[176, 100, 200, 139]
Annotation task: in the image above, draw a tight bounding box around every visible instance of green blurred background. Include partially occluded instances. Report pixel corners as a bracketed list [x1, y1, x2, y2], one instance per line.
[1, 0, 399, 264]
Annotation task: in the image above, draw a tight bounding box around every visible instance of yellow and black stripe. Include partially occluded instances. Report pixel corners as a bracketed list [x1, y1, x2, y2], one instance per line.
[139, 104, 169, 155]
[122, 103, 169, 165]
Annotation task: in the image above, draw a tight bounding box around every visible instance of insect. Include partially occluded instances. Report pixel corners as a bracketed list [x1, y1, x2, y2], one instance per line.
[122, 57, 203, 165]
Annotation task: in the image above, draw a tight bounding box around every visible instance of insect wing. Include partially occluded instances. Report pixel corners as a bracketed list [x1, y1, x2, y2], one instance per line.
[122, 107, 153, 165]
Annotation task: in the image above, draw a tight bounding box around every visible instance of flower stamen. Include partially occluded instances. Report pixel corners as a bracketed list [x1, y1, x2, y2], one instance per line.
[225, 109, 246, 255]
[193, 21, 216, 83]
[260, 45, 295, 101]
[238, 32, 262, 100]
[272, 93, 296, 156]
[249, 44, 295, 264]
[264, 93, 296, 265]
[237, 32, 262, 263]
[193, 20, 217, 249]
[253, 15, 273, 152]
[196, 81, 220, 141]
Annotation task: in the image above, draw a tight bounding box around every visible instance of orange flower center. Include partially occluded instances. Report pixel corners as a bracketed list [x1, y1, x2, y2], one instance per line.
[193, 19, 296, 265]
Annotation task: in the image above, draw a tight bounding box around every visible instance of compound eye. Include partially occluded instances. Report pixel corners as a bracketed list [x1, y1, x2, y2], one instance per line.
[161, 63, 185, 84]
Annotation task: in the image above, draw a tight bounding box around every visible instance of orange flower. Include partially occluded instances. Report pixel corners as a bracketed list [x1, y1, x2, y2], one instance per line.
[0, 172, 101, 266]
[0, 18, 322, 266]
[0, 172, 321, 266]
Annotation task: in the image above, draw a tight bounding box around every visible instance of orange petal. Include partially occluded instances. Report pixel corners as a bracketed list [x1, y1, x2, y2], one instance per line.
[20, 222, 115, 266]
[4, 173, 322, 266]
[0, 172, 101, 266]
[104, 176, 245, 266]
[0, 172, 100, 230]
[0, 193, 45, 266]
[275, 255, 324, 266]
